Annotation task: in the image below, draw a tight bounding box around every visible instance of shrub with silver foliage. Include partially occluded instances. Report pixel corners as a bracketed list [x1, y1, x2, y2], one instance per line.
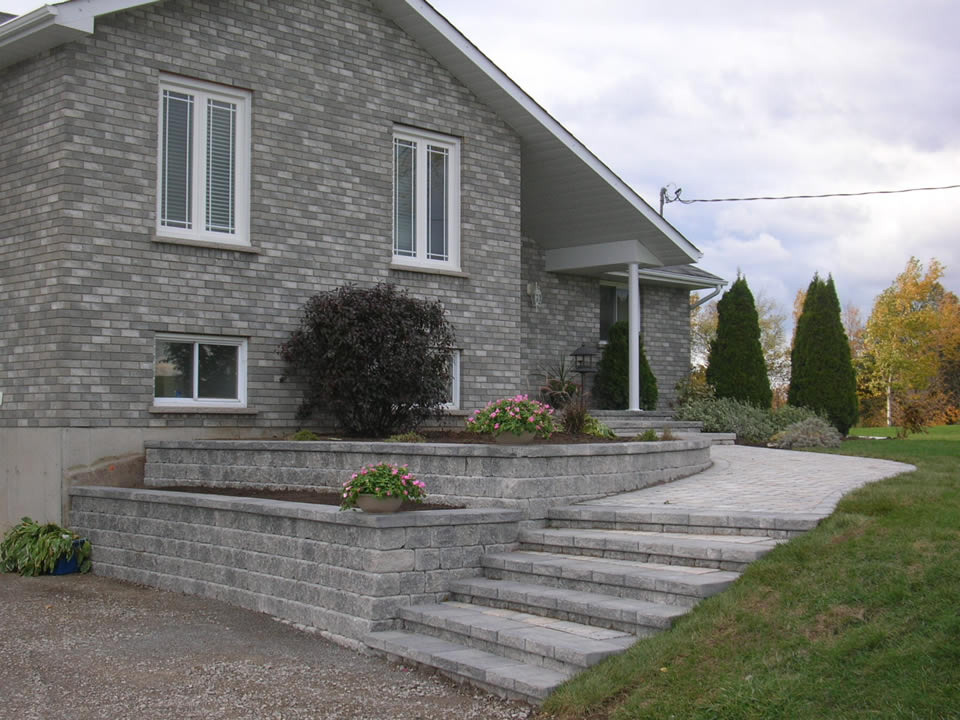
[675, 397, 775, 445]
[769, 417, 843, 449]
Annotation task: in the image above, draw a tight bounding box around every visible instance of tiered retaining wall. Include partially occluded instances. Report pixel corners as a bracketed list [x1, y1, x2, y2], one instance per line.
[143, 439, 713, 522]
[70, 487, 522, 641]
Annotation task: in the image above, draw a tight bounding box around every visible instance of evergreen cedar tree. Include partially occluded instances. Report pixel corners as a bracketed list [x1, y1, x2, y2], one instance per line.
[593, 320, 659, 410]
[279, 283, 455, 437]
[706, 276, 772, 408]
[789, 274, 859, 434]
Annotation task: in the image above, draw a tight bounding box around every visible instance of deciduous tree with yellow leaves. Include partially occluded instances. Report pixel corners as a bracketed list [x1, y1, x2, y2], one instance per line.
[863, 257, 960, 426]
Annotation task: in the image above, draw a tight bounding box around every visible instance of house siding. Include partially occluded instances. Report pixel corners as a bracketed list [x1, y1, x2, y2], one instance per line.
[0, 0, 523, 433]
[520, 235, 598, 401]
[0, 48, 74, 428]
[641, 285, 691, 409]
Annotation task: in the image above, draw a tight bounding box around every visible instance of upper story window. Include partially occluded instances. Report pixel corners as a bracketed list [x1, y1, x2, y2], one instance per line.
[392, 127, 461, 272]
[157, 75, 251, 247]
[154, 334, 248, 407]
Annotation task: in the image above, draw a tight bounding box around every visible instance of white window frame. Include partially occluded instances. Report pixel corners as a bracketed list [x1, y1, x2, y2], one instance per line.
[392, 126, 461, 272]
[442, 350, 461, 410]
[153, 333, 248, 408]
[156, 74, 251, 247]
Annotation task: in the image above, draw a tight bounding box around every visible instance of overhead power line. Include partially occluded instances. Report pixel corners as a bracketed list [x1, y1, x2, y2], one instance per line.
[659, 183, 960, 215]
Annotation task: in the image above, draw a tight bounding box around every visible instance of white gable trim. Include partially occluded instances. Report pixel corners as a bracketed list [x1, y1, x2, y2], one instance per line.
[0, 1, 159, 68]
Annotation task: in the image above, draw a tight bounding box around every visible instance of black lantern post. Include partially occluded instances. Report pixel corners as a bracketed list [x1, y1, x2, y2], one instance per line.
[571, 343, 598, 411]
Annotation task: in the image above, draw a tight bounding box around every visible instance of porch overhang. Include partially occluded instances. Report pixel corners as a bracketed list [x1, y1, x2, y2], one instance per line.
[545, 240, 661, 275]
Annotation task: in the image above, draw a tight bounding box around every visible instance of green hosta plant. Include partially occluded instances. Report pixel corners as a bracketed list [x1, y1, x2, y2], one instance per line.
[466, 394, 556, 438]
[340, 463, 427, 510]
[1, 517, 91, 576]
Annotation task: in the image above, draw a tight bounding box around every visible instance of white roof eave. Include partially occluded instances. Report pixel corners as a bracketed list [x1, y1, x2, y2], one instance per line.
[0, 1, 159, 68]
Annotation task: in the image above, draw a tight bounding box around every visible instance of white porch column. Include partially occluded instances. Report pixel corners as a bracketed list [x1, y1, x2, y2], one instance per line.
[628, 262, 640, 411]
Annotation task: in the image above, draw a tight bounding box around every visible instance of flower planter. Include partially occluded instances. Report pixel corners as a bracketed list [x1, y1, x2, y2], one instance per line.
[355, 495, 403, 513]
[51, 539, 85, 575]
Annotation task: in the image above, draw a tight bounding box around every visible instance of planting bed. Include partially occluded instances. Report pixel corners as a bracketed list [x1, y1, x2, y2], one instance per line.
[143, 437, 713, 522]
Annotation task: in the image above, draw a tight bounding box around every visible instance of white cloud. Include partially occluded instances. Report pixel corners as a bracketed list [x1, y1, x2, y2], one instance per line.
[434, 0, 960, 321]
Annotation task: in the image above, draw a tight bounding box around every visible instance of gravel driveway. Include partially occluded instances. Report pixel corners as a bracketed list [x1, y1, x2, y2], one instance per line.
[0, 573, 538, 720]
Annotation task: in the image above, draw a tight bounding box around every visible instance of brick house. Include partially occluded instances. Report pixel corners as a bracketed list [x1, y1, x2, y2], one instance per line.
[0, 0, 724, 529]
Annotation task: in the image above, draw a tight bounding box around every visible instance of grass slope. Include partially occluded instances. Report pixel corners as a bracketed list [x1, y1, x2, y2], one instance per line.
[541, 427, 960, 720]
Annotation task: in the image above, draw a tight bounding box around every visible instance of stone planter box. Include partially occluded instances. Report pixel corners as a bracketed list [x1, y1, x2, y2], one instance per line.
[70, 486, 522, 641]
[143, 438, 713, 523]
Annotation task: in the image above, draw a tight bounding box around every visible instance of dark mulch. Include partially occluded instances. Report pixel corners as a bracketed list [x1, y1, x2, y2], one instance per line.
[310, 430, 625, 444]
[157, 485, 462, 511]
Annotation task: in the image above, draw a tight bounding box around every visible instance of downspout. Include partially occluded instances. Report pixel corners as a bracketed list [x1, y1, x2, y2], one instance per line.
[690, 284, 724, 309]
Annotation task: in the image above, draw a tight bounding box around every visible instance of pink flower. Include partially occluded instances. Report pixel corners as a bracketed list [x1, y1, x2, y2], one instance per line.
[343, 492, 348, 498]
[386, 491, 392, 496]
[351, 474, 358, 479]
[402, 474, 412, 480]
[391, 468, 398, 475]
[528, 416, 535, 423]
[494, 423, 500, 430]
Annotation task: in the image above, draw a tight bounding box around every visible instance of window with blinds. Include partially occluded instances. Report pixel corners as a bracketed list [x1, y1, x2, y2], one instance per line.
[157, 76, 250, 246]
[392, 127, 460, 272]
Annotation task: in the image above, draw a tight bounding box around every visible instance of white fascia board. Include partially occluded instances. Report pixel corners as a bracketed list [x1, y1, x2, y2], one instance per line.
[637, 267, 728, 287]
[0, 0, 159, 69]
[545, 240, 661, 274]
[605, 267, 729, 290]
[375, 0, 703, 264]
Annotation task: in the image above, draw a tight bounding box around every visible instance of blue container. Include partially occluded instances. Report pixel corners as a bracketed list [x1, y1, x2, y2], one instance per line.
[51, 540, 83, 575]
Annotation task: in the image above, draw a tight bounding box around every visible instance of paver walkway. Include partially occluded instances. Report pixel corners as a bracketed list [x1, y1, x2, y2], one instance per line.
[585, 444, 915, 516]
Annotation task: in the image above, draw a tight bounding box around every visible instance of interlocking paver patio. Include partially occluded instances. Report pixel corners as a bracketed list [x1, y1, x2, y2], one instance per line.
[583, 445, 914, 517]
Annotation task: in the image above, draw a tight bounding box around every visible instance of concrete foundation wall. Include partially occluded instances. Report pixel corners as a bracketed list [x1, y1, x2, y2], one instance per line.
[0, 426, 294, 532]
[70, 487, 522, 640]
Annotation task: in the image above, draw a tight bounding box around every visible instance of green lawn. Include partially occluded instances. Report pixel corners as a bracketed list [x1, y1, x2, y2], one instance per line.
[540, 427, 960, 720]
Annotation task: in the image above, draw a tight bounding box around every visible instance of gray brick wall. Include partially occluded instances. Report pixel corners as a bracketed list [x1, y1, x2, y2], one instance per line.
[0, 0, 524, 430]
[520, 235, 598, 403]
[641, 285, 691, 409]
[0, 48, 74, 427]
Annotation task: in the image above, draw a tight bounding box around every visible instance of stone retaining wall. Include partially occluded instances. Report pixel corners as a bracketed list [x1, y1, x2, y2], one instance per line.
[144, 439, 713, 522]
[70, 487, 522, 641]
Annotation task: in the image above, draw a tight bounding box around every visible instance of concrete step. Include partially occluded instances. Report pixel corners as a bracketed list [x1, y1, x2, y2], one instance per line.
[548, 505, 820, 540]
[365, 629, 571, 704]
[676, 432, 737, 445]
[481, 551, 739, 608]
[604, 420, 705, 433]
[396, 601, 637, 674]
[448, 577, 686, 635]
[590, 410, 676, 419]
[519, 528, 780, 572]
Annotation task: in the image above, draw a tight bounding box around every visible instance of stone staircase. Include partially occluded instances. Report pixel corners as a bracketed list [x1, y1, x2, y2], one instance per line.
[365, 504, 813, 703]
[589, 410, 736, 445]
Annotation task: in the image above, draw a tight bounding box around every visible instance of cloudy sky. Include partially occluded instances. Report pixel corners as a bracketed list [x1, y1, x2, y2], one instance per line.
[5, 0, 958, 323]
